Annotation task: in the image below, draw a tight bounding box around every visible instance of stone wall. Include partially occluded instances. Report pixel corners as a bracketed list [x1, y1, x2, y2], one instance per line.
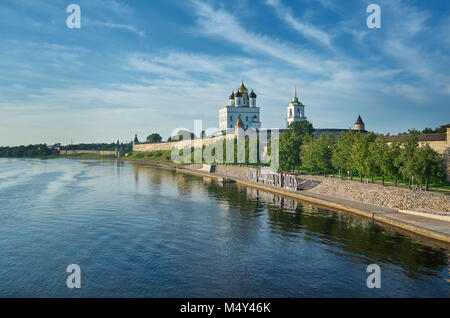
[418, 140, 447, 155]
[133, 133, 241, 153]
[61, 150, 116, 155]
[214, 164, 249, 179]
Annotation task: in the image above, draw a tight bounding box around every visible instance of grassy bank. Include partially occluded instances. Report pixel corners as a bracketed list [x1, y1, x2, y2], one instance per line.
[125, 150, 181, 165]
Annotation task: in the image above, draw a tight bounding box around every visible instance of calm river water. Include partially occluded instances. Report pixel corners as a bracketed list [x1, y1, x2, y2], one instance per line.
[0, 158, 448, 297]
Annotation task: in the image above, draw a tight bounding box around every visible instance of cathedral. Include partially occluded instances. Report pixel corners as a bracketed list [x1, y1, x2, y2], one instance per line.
[218, 82, 366, 137]
[219, 82, 262, 131]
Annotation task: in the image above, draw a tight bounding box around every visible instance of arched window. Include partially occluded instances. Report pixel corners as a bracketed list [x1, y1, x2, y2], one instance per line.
[246, 116, 248, 121]
[297, 109, 301, 117]
[289, 109, 292, 117]
[230, 115, 233, 121]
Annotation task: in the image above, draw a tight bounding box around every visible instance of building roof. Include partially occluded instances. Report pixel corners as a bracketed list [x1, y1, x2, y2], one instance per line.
[249, 90, 257, 98]
[355, 115, 364, 125]
[238, 81, 248, 94]
[291, 86, 299, 104]
[229, 91, 235, 99]
[386, 133, 446, 142]
[235, 91, 242, 97]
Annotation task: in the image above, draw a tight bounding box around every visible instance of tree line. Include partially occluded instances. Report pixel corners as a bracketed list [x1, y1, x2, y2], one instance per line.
[280, 122, 446, 190]
[0, 142, 133, 158]
[0, 144, 57, 158]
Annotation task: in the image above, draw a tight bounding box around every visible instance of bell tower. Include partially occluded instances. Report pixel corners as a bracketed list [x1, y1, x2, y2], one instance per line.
[286, 86, 306, 127]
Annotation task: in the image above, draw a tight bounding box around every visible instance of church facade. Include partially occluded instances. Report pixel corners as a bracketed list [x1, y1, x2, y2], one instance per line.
[218, 82, 262, 132]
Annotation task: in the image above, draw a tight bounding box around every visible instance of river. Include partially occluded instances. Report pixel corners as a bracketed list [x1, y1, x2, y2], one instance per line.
[0, 158, 448, 297]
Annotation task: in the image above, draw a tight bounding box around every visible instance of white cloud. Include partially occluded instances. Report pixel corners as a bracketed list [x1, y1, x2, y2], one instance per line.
[87, 20, 146, 37]
[265, 0, 334, 48]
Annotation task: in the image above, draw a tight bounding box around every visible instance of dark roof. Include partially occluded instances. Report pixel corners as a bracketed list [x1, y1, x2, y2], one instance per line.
[386, 133, 446, 142]
[355, 115, 364, 125]
[249, 90, 257, 98]
[235, 91, 242, 97]
[229, 91, 235, 99]
[442, 124, 450, 128]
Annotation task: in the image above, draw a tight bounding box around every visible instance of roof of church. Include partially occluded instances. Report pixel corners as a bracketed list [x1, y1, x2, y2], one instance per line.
[238, 81, 248, 94]
[291, 86, 300, 104]
[235, 91, 242, 97]
[229, 91, 235, 99]
[355, 115, 364, 125]
[249, 90, 257, 98]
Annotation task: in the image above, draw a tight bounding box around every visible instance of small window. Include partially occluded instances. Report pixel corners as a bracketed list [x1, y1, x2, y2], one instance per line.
[230, 116, 233, 121]
[246, 116, 248, 121]
[289, 109, 292, 117]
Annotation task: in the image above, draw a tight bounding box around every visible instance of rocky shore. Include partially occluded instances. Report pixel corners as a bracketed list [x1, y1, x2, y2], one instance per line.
[299, 175, 450, 214]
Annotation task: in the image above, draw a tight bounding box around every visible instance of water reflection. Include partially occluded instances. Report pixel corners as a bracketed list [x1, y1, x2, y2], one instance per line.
[133, 163, 449, 284]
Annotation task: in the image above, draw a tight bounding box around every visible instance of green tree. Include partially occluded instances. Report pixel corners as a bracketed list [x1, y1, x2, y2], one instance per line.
[349, 133, 372, 181]
[373, 135, 401, 186]
[300, 134, 334, 174]
[331, 129, 358, 178]
[288, 121, 314, 136]
[146, 133, 162, 143]
[397, 129, 420, 187]
[410, 144, 445, 190]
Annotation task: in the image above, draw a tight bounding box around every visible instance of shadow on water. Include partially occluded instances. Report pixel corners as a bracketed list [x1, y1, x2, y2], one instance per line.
[133, 163, 449, 282]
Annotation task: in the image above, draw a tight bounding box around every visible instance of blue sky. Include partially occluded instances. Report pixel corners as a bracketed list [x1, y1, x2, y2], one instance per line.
[0, 0, 449, 146]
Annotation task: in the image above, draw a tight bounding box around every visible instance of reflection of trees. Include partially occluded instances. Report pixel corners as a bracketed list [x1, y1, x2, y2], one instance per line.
[132, 164, 165, 192]
[203, 182, 449, 274]
[131, 163, 448, 276]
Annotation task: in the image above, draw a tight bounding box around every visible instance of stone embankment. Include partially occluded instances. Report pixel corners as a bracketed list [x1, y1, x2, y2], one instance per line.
[299, 175, 450, 214]
[185, 164, 450, 214]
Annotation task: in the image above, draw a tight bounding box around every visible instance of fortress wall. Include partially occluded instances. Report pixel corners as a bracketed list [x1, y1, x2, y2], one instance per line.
[418, 141, 447, 155]
[133, 136, 228, 152]
[133, 133, 239, 153]
[62, 150, 116, 155]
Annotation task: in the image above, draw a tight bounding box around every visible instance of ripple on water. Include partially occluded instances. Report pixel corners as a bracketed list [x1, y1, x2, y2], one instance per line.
[0, 158, 448, 297]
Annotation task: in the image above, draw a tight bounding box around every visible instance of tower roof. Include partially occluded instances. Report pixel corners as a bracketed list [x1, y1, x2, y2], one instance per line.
[235, 90, 242, 97]
[249, 90, 257, 98]
[291, 86, 299, 103]
[238, 81, 248, 94]
[355, 115, 364, 125]
[229, 91, 235, 99]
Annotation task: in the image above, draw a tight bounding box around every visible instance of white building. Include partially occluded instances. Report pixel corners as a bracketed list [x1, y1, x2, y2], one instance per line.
[219, 82, 262, 132]
[286, 87, 307, 127]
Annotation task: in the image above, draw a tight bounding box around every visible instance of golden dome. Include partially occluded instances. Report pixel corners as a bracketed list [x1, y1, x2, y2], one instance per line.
[238, 81, 248, 94]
